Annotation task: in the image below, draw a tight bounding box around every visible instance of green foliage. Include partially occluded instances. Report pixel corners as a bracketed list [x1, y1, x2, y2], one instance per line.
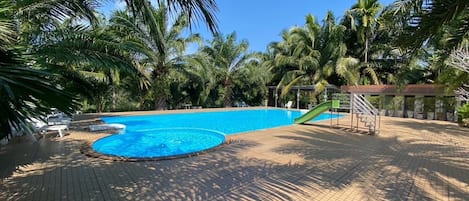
[0, 0, 97, 139]
[193, 32, 259, 107]
[424, 97, 436, 112]
[365, 95, 381, 109]
[458, 102, 469, 119]
[269, 12, 350, 101]
[346, 0, 382, 63]
[125, 0, 219, 34]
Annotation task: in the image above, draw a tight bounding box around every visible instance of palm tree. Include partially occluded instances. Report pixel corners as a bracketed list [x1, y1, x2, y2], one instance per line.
[266, 29, 301, 90]
[109, 3, 200, 110]
[0, 0, 220, 139]
[33, 17, 150, 113]
[181, 55, 217, 106]
[346, 0, 382, 64]
[0, 0, 100, 139]
[383, 0, 468, 90]
[124, 0, 219, 36]
[197, 32, 256, 107]
[270, 13, 350, 100]
[385, 0, 468, 50]
[231, 58, 271, 106]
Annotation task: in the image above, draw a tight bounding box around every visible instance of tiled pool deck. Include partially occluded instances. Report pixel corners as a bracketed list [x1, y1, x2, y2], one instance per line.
[1, 110, 469, 200]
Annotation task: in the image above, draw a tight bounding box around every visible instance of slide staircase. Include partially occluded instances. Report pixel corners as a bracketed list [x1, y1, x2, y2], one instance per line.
[351, 94, 380, 134]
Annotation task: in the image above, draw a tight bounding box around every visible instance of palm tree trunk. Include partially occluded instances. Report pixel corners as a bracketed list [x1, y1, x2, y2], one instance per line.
[112, 89, 116, 110]
[223, 77, 232, 107]
[155, 97, 167, 110]
[96, 96, 104, 113]
[139, 96, 146, 110]
[365, 38, 368, 63]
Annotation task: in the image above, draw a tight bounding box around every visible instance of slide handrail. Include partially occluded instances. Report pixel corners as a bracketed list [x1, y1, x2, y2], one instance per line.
[353, 94, 379, 115]
[351, 94, 379, 134]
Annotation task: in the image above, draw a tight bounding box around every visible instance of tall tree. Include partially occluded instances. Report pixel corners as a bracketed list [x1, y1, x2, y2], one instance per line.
[0, 0, 100, 139]
[110, 3, 200, 110]
[384, 0, 468, 93]
[124, 0, 219, 35]
[197, 32, 255, 107]
[346, 0, 382, 64]
[386, 0, 468, 50]
[270, 13, 350, 100]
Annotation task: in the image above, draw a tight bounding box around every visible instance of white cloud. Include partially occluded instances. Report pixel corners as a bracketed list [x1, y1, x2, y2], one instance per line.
[114, 0, 126, 11]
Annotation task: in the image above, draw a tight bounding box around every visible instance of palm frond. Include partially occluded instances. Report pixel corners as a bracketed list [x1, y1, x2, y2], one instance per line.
[0, 55, 78, 139]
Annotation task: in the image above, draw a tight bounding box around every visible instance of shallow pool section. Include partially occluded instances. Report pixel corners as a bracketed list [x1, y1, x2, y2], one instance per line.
[93, 109, 343, 159]
[92, 128, 225, 158]
[101, 109, 343, 135]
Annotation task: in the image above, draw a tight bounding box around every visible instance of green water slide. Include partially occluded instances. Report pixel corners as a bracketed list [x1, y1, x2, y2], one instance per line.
[294, 101, 332, 124]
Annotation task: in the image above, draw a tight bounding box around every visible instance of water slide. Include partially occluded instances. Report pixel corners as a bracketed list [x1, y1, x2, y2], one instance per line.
[294, 101, 332, 124]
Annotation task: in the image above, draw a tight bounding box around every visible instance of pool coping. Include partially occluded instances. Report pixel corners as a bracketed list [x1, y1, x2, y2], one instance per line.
[77, 108, 343, 161]
[79, 138, 236, 162]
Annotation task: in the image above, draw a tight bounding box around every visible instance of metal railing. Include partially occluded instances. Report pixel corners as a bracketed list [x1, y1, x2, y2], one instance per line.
[351, 94, 380, 134]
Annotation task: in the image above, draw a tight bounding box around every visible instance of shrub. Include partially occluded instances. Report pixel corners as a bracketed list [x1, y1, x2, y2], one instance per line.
[457, 102, 469, 127]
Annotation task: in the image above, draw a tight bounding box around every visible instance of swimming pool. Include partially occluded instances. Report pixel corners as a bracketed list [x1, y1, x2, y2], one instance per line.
[92, 109, 343, 159]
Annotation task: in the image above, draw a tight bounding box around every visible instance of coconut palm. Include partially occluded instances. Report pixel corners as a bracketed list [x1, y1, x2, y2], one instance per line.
[385, 0, 468, 50]
[109, 3, 200, 110]
[0, 0, 101, 139]
[266, 29, 301, 89]
[270, 13, 350, 100]
[346, 0, 382, 64]
[196, 32, 256, 107]
[231, 58, 271, 106]
[180, 55, 217, 106]
[0, 0, 220, 139]
[32, 17, 150, 113]
[124, 0, 219, 35]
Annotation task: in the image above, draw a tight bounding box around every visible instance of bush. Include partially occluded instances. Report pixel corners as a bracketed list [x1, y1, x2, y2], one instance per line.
[458, 102, 469, 127]
[458, 103, 469, 118]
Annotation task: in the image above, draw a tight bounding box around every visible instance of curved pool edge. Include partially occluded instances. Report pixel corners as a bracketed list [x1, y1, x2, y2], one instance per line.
[82, 128, 226, 161]
[80, 139, 227, 162]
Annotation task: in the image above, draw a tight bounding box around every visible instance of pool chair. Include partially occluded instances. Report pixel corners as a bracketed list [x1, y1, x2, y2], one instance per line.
[32, 118, 69, 137]
[285, 101, 293, 109]
[46, 112, 71, 126]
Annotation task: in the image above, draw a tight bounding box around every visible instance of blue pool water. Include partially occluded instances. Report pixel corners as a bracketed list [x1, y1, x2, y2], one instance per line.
[93, 128, 225, 158]
[92, 109, 343, 159]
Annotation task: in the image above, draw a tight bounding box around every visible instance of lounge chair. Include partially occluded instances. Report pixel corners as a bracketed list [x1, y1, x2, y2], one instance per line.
[285, 101, 293, 109]
[8, 118, 67, 141]
[46, 125, 68, 137]
[46, 112, 71, 126]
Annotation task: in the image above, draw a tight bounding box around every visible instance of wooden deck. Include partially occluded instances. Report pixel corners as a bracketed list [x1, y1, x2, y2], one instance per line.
[1, 113, 469, 200]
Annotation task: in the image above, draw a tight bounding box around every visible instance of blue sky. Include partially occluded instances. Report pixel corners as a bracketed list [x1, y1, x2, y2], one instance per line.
[100, 0, 395, 52]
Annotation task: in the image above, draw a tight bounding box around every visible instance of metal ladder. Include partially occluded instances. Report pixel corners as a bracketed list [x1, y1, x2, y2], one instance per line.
[351, 94, 380, 134]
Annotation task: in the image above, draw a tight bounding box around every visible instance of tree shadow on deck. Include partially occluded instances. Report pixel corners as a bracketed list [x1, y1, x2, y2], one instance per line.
[1, 122, 469, 200]
[274, 123, 469, 200]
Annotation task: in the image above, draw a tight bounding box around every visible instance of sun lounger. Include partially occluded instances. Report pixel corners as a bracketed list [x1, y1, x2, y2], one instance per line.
[31, 118, 70, 137]
[46, 125, 68, 137]
[47, 113, 71, 126]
